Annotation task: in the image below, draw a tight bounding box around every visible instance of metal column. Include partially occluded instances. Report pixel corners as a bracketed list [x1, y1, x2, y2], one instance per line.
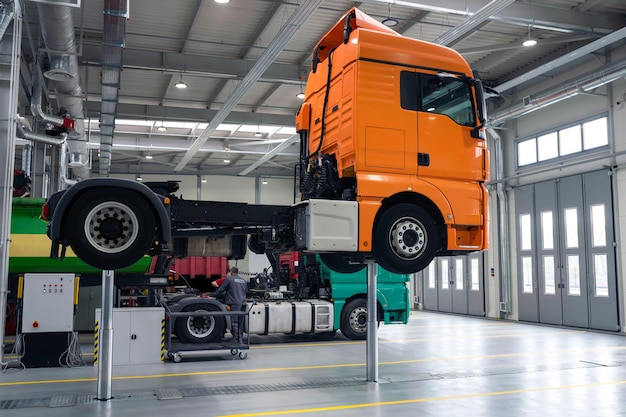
[0, 0, 21, 365]
[366, 260, 378, 382]
[96, 269, 115, 400]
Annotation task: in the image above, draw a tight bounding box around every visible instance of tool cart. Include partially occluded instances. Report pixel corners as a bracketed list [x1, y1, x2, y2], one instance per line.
[163, 302, 251, 362]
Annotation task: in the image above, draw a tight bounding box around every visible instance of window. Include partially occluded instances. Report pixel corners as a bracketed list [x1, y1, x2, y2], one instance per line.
[400, 71, 476, 127]
[421, 74, 475, 126]
[538, 132, 558, 161]
[516, 116, 608, 168]
[559, 125, 582, 156]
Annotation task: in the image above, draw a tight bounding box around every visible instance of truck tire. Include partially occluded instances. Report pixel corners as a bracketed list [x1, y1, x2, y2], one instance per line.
[340, 298, 369, 340]
[174, 303, 225, 343]
[65, 189, 156, 270]
[319, 253, 366, 274]
[374, 203, 437, 274]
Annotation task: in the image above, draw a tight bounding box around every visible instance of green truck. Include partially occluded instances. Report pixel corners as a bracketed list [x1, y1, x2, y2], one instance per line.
[9, 198, 411, 341]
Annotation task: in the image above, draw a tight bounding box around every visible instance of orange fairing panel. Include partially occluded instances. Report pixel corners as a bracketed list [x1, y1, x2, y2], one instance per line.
[313, 7, 400, 64]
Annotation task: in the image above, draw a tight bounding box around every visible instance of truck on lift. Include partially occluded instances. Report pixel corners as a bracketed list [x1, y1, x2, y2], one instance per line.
[41, 7, 489, 279]
[9, 198, 409, 341]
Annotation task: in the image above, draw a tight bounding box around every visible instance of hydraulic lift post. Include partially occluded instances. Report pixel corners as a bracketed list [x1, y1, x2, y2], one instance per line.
[366, 260, 378, 382]
[96, 269, 114, 400]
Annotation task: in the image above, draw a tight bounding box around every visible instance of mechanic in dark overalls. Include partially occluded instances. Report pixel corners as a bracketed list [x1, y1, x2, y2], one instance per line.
[213, 266, 248, 343]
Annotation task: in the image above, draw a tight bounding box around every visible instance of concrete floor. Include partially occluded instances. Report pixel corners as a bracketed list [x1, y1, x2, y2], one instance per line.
[2, 311, 626, 416]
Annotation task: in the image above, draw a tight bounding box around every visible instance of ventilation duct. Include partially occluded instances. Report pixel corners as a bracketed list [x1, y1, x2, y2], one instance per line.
[35, 2, 89, 179]
[98, 0, 128, 177]
[489, 60, 626, 126]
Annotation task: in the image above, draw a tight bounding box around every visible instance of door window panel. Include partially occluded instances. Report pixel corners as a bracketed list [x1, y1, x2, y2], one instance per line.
[455, 259, 464, 290]
[594, 254, 609, 297]
[520, 214, 532, 250]
[428, 263, 436, 289]
[564, 208, 579, 248]
[590, 204, 606, 247]
[543, 256, 555, 295]
[567, 255, 581, 296]
[420, 74, 475, 126]
[471, 258, 479, 291]
[441, 259, 449, 289]
[522, 256, 533, 293]
[541, 211, 554, 250]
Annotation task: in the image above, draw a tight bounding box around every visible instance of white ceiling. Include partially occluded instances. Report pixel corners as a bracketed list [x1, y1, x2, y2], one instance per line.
[16, 0, 626, 179]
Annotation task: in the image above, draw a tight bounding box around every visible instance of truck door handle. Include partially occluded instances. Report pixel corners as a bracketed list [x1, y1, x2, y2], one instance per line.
[418, 153, 430, 166]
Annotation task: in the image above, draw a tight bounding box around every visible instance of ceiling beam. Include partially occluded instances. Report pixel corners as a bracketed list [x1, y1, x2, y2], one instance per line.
[80, 44, 302, 84]
[362, 0, 623, 32]
[83, 101, 295, 126]
[239, 135, 299, 176]
[495, 26, 626, 93]
[434, 0, 516, 46]
[174, 0, 324, 172]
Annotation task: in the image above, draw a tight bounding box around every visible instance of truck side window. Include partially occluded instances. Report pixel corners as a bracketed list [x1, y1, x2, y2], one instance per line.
[400, 71, 418, 111]
[419, 74, 475, 127]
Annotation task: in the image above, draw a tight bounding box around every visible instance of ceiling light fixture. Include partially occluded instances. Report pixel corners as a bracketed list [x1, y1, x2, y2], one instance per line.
[224, 159, 230, 163]
[262, 179, 268, 185]
[254, 125, 263, 137]
[214, 0, 230, 3]
[201, 176, 207, 183]
[145, 145, 153, 159]
[156, 121, 166, 131]
[382, 3, 399, 28]
[136, 175, 142, 181]
[522, 25, 537, 47]
[175, 73, 188, 89]
[296, 78, 305, 99]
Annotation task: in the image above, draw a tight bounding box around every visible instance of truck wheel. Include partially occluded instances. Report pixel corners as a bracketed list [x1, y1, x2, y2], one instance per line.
[65, 189, 156, 270]
[340, 298, 368, 340]
[319, 253, 366, 274]
[374, 203, 437, 274]
[174, 303, 225, 343]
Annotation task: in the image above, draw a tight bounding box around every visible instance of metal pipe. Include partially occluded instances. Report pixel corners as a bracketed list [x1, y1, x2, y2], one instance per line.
[487, 127, 511, 317]
[97, 270, 115, 401]
[0, 0, 14, 42]
[0, 0, 21, 367]
[16, 122, 66, 146]
[366, 261, 378, 382]
[490, 60, 626, 126]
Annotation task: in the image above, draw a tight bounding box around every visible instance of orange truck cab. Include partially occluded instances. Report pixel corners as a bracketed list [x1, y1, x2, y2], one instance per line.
[295, 7, 489, 274]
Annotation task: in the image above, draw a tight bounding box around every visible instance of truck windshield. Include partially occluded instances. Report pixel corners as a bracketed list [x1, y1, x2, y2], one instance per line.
[421, 74, 475, 127]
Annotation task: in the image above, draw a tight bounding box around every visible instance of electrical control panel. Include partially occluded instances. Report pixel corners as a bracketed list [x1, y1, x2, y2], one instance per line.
[22, 273, 76, 333]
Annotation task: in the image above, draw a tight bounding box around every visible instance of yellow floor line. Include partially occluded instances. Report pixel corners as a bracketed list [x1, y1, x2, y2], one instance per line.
[215, 379, 626, 417]
[2, 344, 625, 387]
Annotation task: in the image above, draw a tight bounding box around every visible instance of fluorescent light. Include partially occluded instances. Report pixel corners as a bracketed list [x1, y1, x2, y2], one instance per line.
[201, 177, 207, 183]
[262, 179, 268, 185]
[157, 125, 166, 132]
[254, 131, 263, 137]
[224, 159, 230, 163]
[136, 175, 142, 181]
[145, 154, 153, 159]
[214, 0, 230, 3]
[296, 92, 305, 99]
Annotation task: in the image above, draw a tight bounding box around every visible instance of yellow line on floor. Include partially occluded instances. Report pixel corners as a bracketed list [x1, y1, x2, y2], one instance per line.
[2, 344, 625, 387]
[216, 379, 626, 417]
